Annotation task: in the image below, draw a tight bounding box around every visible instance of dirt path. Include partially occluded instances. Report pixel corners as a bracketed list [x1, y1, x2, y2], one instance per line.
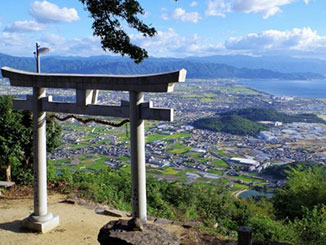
[0, 191, 231, 245]
[231, 189, 247, 198]
[0, 193, 126, 245]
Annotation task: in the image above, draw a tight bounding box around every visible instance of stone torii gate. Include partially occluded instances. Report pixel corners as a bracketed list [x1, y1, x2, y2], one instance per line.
[1, 66, 186, 233]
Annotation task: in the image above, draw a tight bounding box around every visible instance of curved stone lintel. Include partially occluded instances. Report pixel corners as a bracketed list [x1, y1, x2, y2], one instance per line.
[1, 67, 187, 93]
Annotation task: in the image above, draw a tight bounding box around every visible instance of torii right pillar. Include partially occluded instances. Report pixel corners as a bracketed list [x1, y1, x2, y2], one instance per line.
[129, 91, 147, 222]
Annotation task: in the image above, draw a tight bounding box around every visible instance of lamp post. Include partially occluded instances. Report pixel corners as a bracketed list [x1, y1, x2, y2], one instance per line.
[35, 42, 50, 73]
[23, 43, 59, 233]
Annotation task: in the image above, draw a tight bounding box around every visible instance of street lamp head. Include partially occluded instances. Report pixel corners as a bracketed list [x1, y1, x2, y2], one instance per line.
[38, 47, 50, 55]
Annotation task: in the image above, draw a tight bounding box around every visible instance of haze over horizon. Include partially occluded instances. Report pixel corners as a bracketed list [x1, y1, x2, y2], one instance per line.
[1, 0, 326, 60]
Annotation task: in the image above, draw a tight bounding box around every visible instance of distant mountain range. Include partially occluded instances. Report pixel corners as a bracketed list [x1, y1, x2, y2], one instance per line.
[187, 55, 326, 75]
[0, 53, 324, 80]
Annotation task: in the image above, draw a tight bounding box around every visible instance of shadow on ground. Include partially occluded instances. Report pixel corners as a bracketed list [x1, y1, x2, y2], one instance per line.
[0, 220, 34, 234]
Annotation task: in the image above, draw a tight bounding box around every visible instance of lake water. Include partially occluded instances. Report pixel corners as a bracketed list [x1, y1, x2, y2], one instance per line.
[239, 79, 326, 99]
[239, 190, 273, 199]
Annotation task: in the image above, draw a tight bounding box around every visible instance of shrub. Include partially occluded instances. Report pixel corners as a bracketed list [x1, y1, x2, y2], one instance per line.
[273, 167, 326, 220]
[248, 214, 295, 243]
[290, 205, 326, 244]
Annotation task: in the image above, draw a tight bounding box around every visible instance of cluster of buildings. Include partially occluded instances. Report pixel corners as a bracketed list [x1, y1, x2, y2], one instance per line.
[3, 78, 326, 186]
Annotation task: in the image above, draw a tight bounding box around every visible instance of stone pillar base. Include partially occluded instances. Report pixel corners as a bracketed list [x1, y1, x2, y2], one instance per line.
[22, 214, 59, 233]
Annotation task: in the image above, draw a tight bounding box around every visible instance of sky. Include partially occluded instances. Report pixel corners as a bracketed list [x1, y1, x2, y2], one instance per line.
[0, 0, 326, 59]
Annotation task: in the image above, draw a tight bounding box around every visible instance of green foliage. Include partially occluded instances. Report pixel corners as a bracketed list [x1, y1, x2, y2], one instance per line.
[220, 107, 325, 124]
[193, 115, 268, 136]
[47, 160, 57, 182]
[194, 108, 325, 136]
[47, 166, 326, 243]
[79, 0, 156, 63]
[10, 156, 33, 185]
[0, 95, 62, 182]
[61, 168, 132, 210]
[46, 118, 62, 153]
[53, 168, 253, 234]
[273, 166, 326, 220]
[0, 95, 25, 167]
[290, 205, 326, 244]
[248, 214, 296, 243]
[262, 161, 319, 180]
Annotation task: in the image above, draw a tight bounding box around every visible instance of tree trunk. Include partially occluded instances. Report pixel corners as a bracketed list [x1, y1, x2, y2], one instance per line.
[5, 165, 11, 182]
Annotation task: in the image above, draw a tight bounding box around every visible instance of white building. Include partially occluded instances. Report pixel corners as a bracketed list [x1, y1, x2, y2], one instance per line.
[230, 157, 260, 167]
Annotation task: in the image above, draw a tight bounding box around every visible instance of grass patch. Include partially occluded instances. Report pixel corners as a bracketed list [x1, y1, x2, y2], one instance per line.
[207, 169, 224, 175]
[210, 160, 228, 168]
[87, 157, 108, 170]
[216, 149, 227, 156]
[69, 143, 89, 149]
[186, 152, 201, 158]
[175, 176, 187, 183]
[253, 182, 268, 187]
[146, 133, 192, 143]
[221, 87, 259, 95]
[229, 175, 258, 183]
[50, 158, 71, 165]
[231, 183, 249, 191]
[161, 167, 179, 176]
[148, 169, 164, 175]
[247, 172, 259, 177]
[167, 143, 191, 154]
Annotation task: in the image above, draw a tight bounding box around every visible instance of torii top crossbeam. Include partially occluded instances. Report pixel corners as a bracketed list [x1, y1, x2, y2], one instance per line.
[1, 66, 187, 233]
[1, 67, 186, 92]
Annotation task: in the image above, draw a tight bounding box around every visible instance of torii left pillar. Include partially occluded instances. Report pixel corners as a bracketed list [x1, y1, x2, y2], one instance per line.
[22, 86, 59, 233]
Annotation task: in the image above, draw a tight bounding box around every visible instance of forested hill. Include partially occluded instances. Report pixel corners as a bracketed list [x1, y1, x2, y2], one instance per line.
[193, 108, 325, 136]
[193, 115, 269, 136]
[0, 53, 323, 80]
[219, 108, 326, 124]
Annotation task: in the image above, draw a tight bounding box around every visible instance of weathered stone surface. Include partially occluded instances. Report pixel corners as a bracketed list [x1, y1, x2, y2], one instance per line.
[103, 209, 124, 218]
[98, 219, 179, 245]
[182, 221, 202, 229]
[154, 218, 173, 225]
[95, 207, 129, 218]
[171, 221, 183, 226]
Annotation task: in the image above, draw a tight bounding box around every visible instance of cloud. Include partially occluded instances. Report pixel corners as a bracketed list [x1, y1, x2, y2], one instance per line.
[61, 36, 105, 56]
[225, 27, 326, 56]
[131, 28, 225, 57]
[30, 1, 79, 23]
[131, 26, 326, 58]
[206, 0, 310, 19]
[206, 0, 232, 17]
[0, 32, 34, 56]
[41, 33, 66, 46]
[190, 1, 198, 7]
[172, 8, 201, 23]
[161, 8, 169, 20]
[4, 20, 46, 32]
[233, 0, 295, 19]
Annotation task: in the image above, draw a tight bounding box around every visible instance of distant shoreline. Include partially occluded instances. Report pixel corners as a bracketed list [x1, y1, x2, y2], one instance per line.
[237, 79, 326, 99]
